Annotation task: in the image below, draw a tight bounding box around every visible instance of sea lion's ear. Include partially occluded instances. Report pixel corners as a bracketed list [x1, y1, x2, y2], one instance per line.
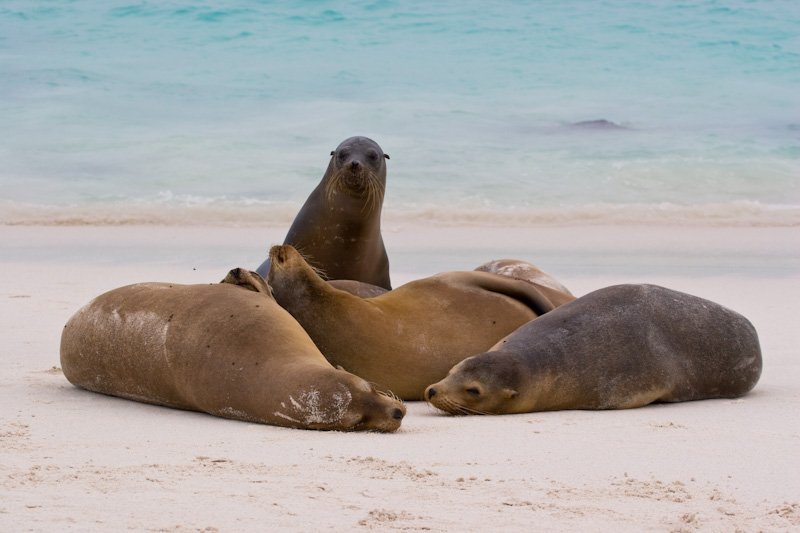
[384, 154, 390, 160]
[502, 389, 519, 400]
[330, 151, 335, 156]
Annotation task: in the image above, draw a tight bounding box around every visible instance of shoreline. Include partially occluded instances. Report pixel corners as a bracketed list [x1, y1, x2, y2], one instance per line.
[1, 224, 798, 531]
[3, 200, 799, 228]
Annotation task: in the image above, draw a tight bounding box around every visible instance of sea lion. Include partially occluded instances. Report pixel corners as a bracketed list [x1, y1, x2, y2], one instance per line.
[328, 279, 389, 298]
[267, 245, 575, 400]
[256, 136, 392, 290]
[60, 268, 406, 432]
[474, 259, 573, 295]
[425, 284, 762, 415]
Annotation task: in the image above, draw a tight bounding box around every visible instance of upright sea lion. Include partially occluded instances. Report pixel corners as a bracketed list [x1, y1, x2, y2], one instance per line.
[426, 284, 762, 415]
[60, 268, 406, 432]
[268, 245, 575, 400]
[256, 136, 392, 290]
[474, 259, 573, 295]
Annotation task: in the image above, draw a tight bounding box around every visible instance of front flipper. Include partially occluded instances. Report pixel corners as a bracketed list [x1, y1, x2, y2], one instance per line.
[471, 271, 575, 316]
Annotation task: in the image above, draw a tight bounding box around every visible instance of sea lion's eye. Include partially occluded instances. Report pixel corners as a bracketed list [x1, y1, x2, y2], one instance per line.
[338, 149, 350, 160]
[367, 150, 378, 161]
[465, 387, 481, 396]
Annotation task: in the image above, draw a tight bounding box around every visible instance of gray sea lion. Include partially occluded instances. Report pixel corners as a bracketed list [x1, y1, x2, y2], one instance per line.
[256, 136, 391, 289]
[60, 268, 406, 432]
[474, 259, 572, 295]
[268, 245, 576, 400]
[426, 284, 762, 415]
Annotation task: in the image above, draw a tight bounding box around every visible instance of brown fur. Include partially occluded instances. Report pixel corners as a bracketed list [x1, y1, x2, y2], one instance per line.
[60, 269, 405, 431]
[328, 279, 389, 298]
[268, 245, 575, 400]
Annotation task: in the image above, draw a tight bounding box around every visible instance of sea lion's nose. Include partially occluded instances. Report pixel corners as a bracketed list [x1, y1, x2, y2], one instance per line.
[351, 160, 360, 170]
[427, 387, 436, 399]
[392, 408, 404, 420]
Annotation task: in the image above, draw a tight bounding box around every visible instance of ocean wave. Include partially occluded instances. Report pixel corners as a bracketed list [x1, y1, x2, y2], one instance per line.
[2, 199, 797, 228]
[385, 202, 800, 228]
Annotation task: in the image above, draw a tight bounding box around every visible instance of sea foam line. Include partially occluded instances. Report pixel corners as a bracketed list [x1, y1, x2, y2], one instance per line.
[1, 199, 798, 228]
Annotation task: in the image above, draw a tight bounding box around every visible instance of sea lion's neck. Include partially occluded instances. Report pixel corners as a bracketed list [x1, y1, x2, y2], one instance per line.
[271, 267, 328, 305]
[322, 188, 384, 219]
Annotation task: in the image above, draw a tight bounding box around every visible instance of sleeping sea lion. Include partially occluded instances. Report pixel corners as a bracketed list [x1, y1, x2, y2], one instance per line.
[60, 268, 406, 432]
[425, 284, 762, 415]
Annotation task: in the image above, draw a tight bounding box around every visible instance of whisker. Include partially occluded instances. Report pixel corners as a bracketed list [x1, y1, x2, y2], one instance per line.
[430, 397, 494, 416]
[326, 165, 384, 208]
[325, 169, 344, 203]
[291, 246, 328, 279]
[362, 179, 375, 213]
[377, 388, 403, 403]
[456, 404, 494, 416]
[372, 178, 385, 211]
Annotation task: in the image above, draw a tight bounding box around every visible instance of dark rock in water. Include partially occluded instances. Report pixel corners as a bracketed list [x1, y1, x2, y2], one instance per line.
[569, 119, 629, 130]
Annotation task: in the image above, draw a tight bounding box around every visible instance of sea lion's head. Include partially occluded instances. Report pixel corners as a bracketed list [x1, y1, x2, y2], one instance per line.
[267, 244, 328, 300]
[334, 371, 406, 432]
[425, 352, 526, 415]
[325, 136, 389, 210]
[265, 350, 405, 432]
[268, 244, 312, 273]
[220, 267, 273, 297]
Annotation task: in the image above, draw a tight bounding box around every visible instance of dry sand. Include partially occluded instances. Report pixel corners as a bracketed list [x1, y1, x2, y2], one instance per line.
[1, 224, 798, 532]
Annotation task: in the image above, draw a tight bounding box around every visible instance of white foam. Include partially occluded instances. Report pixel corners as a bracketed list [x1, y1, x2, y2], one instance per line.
[2, 199, 798, 228]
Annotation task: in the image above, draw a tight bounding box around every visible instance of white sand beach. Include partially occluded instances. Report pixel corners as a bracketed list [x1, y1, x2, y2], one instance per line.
[1, 223, 798, 532]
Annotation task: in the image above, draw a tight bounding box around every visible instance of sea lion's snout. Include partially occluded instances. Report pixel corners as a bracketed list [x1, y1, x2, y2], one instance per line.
[221, 267, 271, 296]
[344, 170, 365, 189]
[379, 404, 405, 432]
[426, 386, 437, 400]
[352, 403, 405, 432]
[378, 396, 406, 431]
[269, 245, 297, 267]
[269, 245, 283, 264]
[322, 137, 387, 211]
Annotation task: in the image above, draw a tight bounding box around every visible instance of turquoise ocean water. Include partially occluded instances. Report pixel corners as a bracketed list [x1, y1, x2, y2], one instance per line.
[1, 0, 798, 226]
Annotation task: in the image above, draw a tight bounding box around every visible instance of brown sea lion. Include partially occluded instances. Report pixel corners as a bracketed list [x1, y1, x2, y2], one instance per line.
[425, 284, 762, 415]
[60, 268, 406, 432]
[267, 245, 575, 400]
[256, 136, 391, 289]
[328, 279, 389, 298]
[474, 259, 573, 295]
